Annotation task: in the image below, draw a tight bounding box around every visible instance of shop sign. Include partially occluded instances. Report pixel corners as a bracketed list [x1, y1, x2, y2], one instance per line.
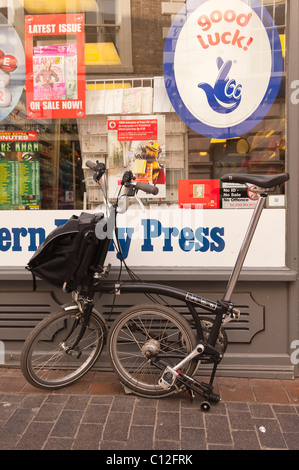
[107, 119, 158, 142]
[178, 179, 220, 209]
[222, 182, 259, 208]
[0, 131, 40, 210]
[107, 115, 166, 199]
[25, 14, 86, 119]
[163, 0, 283, 138]
[0, 13, 25, 122]
[0, 208, 286, 268]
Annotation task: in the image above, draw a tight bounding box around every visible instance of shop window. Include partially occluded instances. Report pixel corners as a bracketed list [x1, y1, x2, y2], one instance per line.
[0, 0, 288, 212]
[185, 0, 287, 209]
[85, 0, 133, 72]
[0, 117, 85, 211]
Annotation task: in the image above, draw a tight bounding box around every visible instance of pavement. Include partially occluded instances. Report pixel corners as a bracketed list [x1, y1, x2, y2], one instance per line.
[0, 366, 299, 452]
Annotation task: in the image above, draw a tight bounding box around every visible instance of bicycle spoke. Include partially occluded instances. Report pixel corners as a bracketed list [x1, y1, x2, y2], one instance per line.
[108, 305, 197, 397]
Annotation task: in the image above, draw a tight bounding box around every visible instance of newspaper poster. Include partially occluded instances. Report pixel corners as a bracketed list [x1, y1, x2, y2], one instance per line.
[107, 115, 166, 199]
[25, 14, 85, 119]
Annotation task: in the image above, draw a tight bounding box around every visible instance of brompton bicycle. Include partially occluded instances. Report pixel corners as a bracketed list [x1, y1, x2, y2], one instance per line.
[21, 161, 289, 411]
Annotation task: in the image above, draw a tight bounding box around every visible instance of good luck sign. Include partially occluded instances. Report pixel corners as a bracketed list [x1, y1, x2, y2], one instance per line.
[163, 0, 283, 138]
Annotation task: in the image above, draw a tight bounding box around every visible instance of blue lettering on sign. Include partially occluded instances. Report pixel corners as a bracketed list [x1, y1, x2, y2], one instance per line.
[0, 226, 46, 252]
[141, 219, 225, 254]
[108, 228, 134, 260]
[0, 220, 225, 258]
[55, 219, 68, 227]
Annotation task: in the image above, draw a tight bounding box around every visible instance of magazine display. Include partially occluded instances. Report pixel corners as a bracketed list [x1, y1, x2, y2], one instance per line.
[33, 44, 77, 101]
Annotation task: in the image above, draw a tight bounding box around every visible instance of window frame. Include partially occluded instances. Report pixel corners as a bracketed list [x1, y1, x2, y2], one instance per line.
[85, 0, 133, 75]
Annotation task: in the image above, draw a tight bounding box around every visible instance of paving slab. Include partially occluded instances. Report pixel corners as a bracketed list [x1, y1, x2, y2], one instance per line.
[0, 367, 298, 451]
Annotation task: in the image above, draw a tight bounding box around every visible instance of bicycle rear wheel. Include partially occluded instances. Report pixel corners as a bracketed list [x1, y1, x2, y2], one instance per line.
[21, 308, 106, 390]
[108, 304, 198, 398]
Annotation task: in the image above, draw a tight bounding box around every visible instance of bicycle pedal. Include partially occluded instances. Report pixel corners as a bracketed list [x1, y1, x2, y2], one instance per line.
[158, 366, 178, 390]
[187, 389, 195, 403]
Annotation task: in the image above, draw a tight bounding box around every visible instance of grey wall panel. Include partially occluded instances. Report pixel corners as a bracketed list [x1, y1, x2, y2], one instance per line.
[0, 279, 295, 378]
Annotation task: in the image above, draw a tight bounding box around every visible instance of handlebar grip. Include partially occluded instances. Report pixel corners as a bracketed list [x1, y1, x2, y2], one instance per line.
[85, 160, 97, 170]
[135, 182, 159, 195]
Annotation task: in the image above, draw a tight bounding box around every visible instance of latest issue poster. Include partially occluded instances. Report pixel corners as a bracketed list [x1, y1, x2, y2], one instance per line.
[25, 14, 85, 119]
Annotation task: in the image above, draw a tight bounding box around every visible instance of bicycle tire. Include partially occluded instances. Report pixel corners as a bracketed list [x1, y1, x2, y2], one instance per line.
[108, 303, 198, 398]
[21, 308, 106, 390]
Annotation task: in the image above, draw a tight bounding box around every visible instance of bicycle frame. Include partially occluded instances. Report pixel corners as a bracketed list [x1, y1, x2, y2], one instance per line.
[71, 165, 288, 404]
[21, 162, 289, 405]
[91, 189, 267, 343]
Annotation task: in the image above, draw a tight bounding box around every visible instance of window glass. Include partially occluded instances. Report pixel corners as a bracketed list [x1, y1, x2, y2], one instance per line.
[85, 0, 117, 44]
[0, 0, 287, 211]
[187, 0, 286, 209]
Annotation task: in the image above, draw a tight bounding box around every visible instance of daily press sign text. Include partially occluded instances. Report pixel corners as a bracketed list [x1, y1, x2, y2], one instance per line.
[0, 209, 286, 268]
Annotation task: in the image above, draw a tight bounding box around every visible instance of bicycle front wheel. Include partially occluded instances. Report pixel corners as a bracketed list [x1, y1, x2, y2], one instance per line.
[21, 308, 106, 390]
[108, 304, 197, 398]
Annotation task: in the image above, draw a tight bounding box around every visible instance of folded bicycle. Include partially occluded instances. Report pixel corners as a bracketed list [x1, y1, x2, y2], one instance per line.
[21, 161, 289, 411]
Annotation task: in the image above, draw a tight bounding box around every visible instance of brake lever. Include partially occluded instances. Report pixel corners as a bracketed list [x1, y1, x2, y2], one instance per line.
[134, 191, 145, 210]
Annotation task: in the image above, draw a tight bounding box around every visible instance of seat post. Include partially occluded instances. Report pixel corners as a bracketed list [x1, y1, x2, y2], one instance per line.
[223, 193, 267, 302]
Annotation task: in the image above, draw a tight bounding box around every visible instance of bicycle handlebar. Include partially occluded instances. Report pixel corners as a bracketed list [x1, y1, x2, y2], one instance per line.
[134, 182, 159, 195]
[86, 160, 159, 196]
[85, 160, 97, 170]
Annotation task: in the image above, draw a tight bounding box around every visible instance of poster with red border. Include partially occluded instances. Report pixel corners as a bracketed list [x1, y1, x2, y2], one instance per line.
[107, 119, 158, 142]
[25, 14, 85, 119]
[178, 179, 220, 209]
[107, 115, 166, 199]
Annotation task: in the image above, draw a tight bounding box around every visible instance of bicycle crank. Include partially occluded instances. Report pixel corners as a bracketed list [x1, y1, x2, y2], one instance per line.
[155, 362, 221, 409]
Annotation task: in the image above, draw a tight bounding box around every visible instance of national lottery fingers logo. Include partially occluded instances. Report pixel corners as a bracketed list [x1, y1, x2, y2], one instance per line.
[198, 57, 242, 114]
[163, 0, 283, 138]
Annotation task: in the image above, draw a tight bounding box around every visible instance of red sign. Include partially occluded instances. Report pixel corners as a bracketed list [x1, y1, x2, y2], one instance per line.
[0, 131, 38, 142]
[178, 179, 220, 209]
[108, 119, 158, 141]
[25, 14, 85, 119]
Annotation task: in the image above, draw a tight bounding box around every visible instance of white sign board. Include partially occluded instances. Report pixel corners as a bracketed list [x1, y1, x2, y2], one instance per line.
[0, 208, 286, 268]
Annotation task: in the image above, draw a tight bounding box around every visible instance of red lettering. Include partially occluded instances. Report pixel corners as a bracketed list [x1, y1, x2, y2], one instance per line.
[198, 15, 211, 31]
[197, 35, 209, 49]
[224, 10, 236, 22]
[207, 33, 220, 46]
[221, 32, 231, 44]
[197, 9, 253, 32]
[236, 13, 252, 27]
[197, 30, 253, 50]
[231, 29, 246, 48]
[210, 10, 222, 23]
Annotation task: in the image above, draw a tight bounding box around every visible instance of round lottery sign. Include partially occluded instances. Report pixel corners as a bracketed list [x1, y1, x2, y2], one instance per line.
[163, 0, 283, 138]
[0, 13, 25, 122]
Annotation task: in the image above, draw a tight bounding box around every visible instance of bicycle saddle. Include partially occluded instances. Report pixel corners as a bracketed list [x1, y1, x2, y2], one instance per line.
[221, 173, 289, 188]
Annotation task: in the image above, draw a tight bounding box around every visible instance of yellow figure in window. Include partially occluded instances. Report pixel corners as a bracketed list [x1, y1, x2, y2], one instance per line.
[143, 141, 162, 183]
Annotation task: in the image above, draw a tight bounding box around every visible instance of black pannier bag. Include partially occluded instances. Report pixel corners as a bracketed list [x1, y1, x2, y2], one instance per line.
[26, 212, 105, 292]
